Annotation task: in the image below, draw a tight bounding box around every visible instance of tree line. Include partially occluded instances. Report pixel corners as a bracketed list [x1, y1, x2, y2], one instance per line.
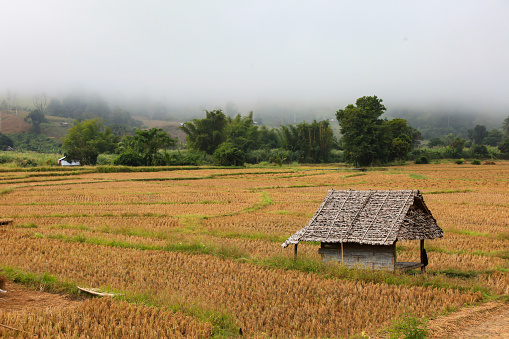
[59, 96, 428, 167]
[7, 94, 508, 166]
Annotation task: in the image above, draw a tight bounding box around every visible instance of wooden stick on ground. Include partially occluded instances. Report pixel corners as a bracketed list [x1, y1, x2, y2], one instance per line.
[0, 323, 34, 336]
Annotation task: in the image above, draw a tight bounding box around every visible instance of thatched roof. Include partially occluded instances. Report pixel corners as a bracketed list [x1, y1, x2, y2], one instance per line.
[282, 189, 443, 247]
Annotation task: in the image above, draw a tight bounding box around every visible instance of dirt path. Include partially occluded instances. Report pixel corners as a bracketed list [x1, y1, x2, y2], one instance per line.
[0, 280, 80, 313]
[428, 302, 509, 338]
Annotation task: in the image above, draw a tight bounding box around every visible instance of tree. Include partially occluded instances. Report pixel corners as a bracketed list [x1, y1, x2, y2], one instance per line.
[213, 142, 245, 166]
[450, 137, 466, 157]
[428, 137, 445, 147]
[483, 129, 504, 146]
[470, 144, 489, 158]
[33, 93, 48, 116]
[0, 132, 13, 151]
[279, 120, 334, 163]
[467, 125, 489, 144]
[391, 135, 412, 161]
[25, 109, 47, 133]
[179, 110, 228, 154]
[116, 128, 176, 166]
[63, 119, 119, 165]
[225, 112, 260, 153]
[503, 116, 509, 138]
[498, 138, 509, 159]
[336, 96, 391, 166]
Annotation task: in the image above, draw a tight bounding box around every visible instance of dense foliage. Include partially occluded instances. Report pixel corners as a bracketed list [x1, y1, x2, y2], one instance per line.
[8, 133, 61, 153]
[24, 109, 47, 133]
[279, 120, 335, 163]
[63, 119, 119, 165]
[114, 128, 177, 166]
[336, 96, 419, 167]
[0, 133, 14, 151]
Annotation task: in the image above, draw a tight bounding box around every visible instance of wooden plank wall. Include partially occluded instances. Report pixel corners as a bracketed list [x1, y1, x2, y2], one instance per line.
[318, 242, 396, 270]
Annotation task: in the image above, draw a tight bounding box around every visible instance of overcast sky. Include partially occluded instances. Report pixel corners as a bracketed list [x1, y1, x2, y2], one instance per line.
[2, 1, 508, 114]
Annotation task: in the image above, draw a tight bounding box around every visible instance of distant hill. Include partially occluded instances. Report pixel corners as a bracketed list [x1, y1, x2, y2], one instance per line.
[1, 110, 188, 146]
[0, 110, 31, 134]
[0, 110, 71, 139]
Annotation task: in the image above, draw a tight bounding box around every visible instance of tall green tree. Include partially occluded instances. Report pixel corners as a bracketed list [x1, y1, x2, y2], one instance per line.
[449, 137, 466, 157]
[502, 116, 509, 138]
[116, 128, 176, 166]
[467, 125, 489, 144]
[279, 120, 334, 163]
[483, 129, 504, 146]
[25, 109, 47, 133]
[336, 96, 391, 166]
[63, 119, 119, 165]
[0, 133, 13, 151]
[179, 110, 228, 154]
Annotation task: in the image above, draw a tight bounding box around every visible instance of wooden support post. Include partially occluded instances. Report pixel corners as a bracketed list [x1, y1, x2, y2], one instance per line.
[294, 243, 298, 261]
[420, 239, 426, 273]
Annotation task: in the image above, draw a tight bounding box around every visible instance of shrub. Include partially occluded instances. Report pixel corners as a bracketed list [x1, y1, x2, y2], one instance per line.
[213, 142, 245, 166]
[414, 156, 429, 164]
[17, 158, 38, 167]
[0, 154, 14, 164]
[455, 158, 464, 165]
[165, 150, 203, 166]
[96, 154, 113, 165]
[388, 314, 428, 339]
[470, 145, 489, 158]
[471, 159, 481, 165]
[113, 152, 144, 166]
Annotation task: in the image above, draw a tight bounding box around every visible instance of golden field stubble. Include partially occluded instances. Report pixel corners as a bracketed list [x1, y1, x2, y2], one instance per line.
[0, 231, 481, 338]
[0, 162, 508, 336]
[0, 298, 212, 338]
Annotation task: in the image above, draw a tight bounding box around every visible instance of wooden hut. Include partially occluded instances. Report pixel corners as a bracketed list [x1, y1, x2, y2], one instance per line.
[282, 189, 443, 271]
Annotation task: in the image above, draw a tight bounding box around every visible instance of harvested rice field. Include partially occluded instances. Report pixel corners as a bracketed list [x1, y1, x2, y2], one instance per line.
[0, 162, 508, 338]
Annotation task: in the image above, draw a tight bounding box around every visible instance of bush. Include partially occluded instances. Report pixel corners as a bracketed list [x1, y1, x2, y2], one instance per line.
[388, 314, 428, 339]
[471, 159, 481, 165]
[213, 142, 245, 166]
[17, 158, 38, 167]
[470, 145, 489, 158]
[0, 154, 14, 164]
[165, 150, 203, 166]
[8, 132, 62, 153]
[414, 156, 429, 164]
[96, 154, 114, 165]
[113, 152, 144, 166]
[455, 158, 464, 165]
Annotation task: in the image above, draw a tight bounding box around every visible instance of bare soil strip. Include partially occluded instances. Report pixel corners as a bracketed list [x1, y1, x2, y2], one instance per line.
[0, 280, 80, 313]
[428, 302, 509, 338]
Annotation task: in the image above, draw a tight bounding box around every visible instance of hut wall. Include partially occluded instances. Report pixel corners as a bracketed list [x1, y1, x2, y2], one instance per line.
[318, 242, 396, 270]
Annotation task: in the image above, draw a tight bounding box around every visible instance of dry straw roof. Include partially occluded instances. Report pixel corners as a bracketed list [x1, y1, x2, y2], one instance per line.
[282, 189, 443, 247]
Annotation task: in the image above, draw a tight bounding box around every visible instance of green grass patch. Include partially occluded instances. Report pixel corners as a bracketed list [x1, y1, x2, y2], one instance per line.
[446, 229, 490, 237]
[0, 187, 13, 195]
[13, 222, 38, 228]
[386, 313, 428, 339]
[0, 266, 79, 295]
[424, 189, 474, 194]
[408, 173, 428, 180]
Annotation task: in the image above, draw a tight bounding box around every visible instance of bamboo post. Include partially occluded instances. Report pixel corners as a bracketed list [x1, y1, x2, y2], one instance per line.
[420, 239, 425, 273]
[341, 228, 344, 265]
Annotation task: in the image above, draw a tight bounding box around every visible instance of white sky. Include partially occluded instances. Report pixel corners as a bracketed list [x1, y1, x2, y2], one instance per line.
[1, 0, 508, 114]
